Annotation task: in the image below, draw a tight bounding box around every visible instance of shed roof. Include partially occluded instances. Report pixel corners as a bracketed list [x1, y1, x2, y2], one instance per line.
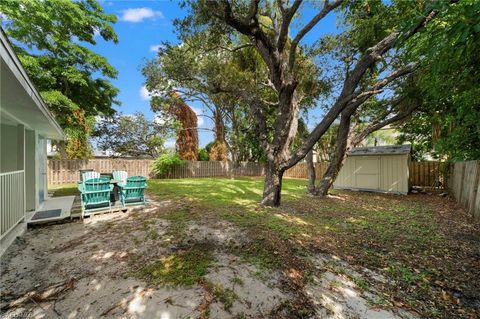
[348, 144, 411, 156]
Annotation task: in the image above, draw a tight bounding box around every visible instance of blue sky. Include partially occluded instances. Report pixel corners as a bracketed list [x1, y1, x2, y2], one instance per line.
[92, 1, 339, 148]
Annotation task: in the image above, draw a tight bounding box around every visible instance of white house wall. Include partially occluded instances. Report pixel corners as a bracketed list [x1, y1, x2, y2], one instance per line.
[25, 129, 37, 211]
[36, 136, 47, 204]
[0, 123, 20, 172]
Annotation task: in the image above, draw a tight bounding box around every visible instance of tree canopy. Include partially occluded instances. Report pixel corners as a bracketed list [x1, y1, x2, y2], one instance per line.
[398, 0, 480, 161]
[167, 0, 452, 206]
[93, 113, 175, 158]
[0, 0, 119, 158]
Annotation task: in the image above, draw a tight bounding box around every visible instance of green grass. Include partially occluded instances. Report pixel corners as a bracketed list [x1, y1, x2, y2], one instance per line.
[146, 178, 446, 258]
[134, 245, 214, 287]
[206, 282, 239, 311]
[49, 183, 79, 197]
[230, 276, 244, 287]
[144, 177, 477, 317]
[147, 177, 307, 207]
[50, 176, 479, 318]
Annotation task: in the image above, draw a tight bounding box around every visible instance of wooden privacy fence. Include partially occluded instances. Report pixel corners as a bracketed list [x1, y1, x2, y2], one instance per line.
[166, 161, 265, 179]
[48, 158, 334, 185]
[409, 161, 446, 188]
[284, 162, 329, 179]
[48, 158, 445, 186]
[448, 161, 480, 220]
[47, 159, 267, 184]
[48, 159, 154, 184]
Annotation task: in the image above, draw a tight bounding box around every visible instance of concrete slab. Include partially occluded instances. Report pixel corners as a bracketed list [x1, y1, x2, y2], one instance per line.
[27, 196, 75, 225]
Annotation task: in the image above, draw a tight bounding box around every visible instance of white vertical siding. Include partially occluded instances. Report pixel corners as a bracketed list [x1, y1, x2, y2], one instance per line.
[334, 156, 355, 188]
[334, 154, 408, 194]
[0, 170, 25, 238]
[379, 154, 409, 194]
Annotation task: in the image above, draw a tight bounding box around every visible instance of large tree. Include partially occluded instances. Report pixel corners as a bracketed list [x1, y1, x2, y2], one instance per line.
[142, 35, 231, 161]
[93, 113, 175, 158]
[143, 28, 324, 164]
[176, 0, 451, 206]
[398, 0, 480, 161]
[0, 0, 119, 159]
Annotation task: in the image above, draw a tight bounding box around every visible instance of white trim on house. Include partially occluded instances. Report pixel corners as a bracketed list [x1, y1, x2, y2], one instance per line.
[0, 29, 64, 139]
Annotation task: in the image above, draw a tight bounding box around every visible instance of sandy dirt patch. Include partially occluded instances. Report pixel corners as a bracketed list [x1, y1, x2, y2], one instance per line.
[1, 199, 417, 318]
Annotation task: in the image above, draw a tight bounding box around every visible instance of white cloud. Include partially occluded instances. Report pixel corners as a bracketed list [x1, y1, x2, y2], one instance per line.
[164, 139, 176, 148]
[120, 8, 163, 23]
[149, 44, 165, 52]
[140, 85, 152, 100]
[192, 107, 204, 127]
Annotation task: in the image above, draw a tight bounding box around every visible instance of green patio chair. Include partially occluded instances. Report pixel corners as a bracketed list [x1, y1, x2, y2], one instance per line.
[112, 170, 128, 186]
[81, 171, 100, 182]
[77, 171, 100, 189]
[118, 176, 147, 207]
[78, 178, 113, 218]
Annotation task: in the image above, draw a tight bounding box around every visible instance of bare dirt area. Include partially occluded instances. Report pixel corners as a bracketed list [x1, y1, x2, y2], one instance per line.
[0, 197, 421, 319]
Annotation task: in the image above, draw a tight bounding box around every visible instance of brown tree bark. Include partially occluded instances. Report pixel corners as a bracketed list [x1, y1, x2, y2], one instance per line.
[306, 149, 316, 194]
[316, 101, 419, 195]
[261, 162, 285, 206]
[317, 114, 352, 196]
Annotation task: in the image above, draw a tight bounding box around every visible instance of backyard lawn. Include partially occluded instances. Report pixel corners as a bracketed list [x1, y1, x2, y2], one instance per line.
[2, 177, 479, 319]
[145, 177, 480, 318]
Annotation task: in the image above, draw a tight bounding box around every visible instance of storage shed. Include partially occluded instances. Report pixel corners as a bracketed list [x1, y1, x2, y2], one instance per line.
[333, 145, 411, 195]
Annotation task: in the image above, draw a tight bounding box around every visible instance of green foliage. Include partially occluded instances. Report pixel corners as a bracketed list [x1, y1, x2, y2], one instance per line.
[93, 113, 175, 158]
[1, 0, 119, 158]
[206, 282, 239, 311]
[398, 0, 480, 160]
[151, 153, 185, 177]
[198, 147, 210, 161]
[134, 245, 213, 287]
[142, 19, 328, 163]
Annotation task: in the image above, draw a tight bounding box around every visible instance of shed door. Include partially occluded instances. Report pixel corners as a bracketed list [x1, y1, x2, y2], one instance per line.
[354, 156, 380, 190]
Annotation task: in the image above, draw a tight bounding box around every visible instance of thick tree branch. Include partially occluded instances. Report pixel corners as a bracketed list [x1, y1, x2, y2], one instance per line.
[346, 62, 417, 110]
[277, 0, 303, 52]
[219, 0, 258, 35]
[352, 102, 419, 146]
[204, 43, 253, 53]
[283, 9, 432, 171]
[288, 0, 344, 69]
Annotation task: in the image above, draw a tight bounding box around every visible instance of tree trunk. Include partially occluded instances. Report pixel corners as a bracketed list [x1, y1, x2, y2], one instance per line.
[316, 114, 352, 196]
[306, 149, 316, 194]
[261, 161, 284, 207]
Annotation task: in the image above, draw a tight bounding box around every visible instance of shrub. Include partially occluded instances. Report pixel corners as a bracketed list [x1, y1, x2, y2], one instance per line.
[151, 153, 185, 177]
[198, 148, 209, 161]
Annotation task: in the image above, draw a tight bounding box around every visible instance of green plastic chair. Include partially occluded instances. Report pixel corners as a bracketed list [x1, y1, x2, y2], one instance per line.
[77, 178, 113, 218]
[81, 171, 100, 182]
[118, 176, 147, 206]
[112, 170, 128, 187]
[77, 171, 100, 189]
